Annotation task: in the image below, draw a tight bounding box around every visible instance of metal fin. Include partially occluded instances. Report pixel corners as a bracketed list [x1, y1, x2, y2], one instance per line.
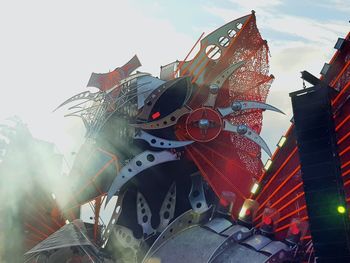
[223, 120, 272, 156]
[137, 192, 155, 236]
[204, 61, 245, 108]
[158, 183, 176, 232]
[134, 130, 194, 148]
[189, 172, 209, 213]
[106, 150, 179, 205]
[218, 101, 285, 117]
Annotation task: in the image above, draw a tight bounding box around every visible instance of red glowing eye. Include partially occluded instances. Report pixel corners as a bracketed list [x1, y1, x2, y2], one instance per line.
[263, 216, 272, 225]
[152, 112, 161, 119]
[245, 209, 251, 216]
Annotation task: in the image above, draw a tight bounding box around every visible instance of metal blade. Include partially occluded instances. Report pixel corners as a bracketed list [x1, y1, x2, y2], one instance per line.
[134, 130, 194, 148]
[106, 150, 179, 205]
[158, 183, 176, 232]
[53, 90, 101, 112]
[218, 101, 285, 117]
[223, 120, 272, 156]
[131, 106, 191, 130]
[203, 61, 245, 107]
[137, 192, 155, 236]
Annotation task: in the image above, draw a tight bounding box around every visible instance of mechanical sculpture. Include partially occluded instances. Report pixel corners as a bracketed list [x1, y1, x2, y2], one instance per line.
[1, 10, 348, 262]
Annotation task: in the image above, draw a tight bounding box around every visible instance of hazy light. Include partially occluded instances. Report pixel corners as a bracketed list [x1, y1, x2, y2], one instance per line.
[264, 159, 273, 171]
[239, 206, 247, 218]
[250, 183, 259, 194]
[277, 136, 287, 148]
[337, 205, 346, 214]
[51, 193, 56, 200]
[65, 219, 70, 224]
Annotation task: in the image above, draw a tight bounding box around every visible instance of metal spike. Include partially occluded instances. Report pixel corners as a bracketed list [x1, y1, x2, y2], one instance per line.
[189, 172, 209, 213]
[137, 192, 155, 236]
[158, 183, 176, 232]
[218, 100, 285, 117]
[223, 120, 272, 156]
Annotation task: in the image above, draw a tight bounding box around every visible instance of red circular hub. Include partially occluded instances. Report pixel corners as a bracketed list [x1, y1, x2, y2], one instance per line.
[186, 107, 223, 142]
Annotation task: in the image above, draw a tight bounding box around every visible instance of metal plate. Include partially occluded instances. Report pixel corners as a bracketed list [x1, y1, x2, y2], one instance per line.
[158, 182, 177, 232]
[137, 192, 155, 236]
[223, 120, 272, 156]
[218, 101, 284, 117]
[134, 129, 193, 148]
[106, 150, 179, 204]
[204, 218, 232, 234]
[132, 106, 191, 130]
[189, 172, 209, 213]
[208, 224, 253, 262]
[211, 243, 269, 263]
[241, 234, 272, 251]
[148, 226, 226, 263]
[260, 241, 290, 255]
[143, 207, 213, 262]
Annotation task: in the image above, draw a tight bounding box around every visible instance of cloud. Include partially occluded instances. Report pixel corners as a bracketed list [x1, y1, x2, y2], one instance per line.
[0, 0, 196, 161]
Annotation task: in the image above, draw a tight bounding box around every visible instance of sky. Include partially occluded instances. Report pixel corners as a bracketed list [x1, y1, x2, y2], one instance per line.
[0, 0, 349, 167]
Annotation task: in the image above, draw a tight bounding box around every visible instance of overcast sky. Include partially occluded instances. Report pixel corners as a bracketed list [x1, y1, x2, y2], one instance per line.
[0, 0, 349, 166]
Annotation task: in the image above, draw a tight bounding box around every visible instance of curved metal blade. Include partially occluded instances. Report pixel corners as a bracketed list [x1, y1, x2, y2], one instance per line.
[106, 150, 179, 205]
[223, 120, 272, 157]
[218, 101, 285, 117]
[204, 61, 245, 108]
[131, 106, 191, 130]
[53, 90, 101, 112]
[137, 192, 155, 236]
[158, 182, 176, 232]
[134, 130, 194, 148]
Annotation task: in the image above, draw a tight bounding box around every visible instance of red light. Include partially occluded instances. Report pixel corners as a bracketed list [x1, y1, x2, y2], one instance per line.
[219, 197, 229, 207]
[245, 209, 251, 216]
[263, 216, 272, 225]
[152, 112, 161, 120]
[290, 223, 300, 235]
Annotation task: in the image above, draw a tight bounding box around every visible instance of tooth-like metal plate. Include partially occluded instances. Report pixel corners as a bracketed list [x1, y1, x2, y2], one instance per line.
[134, 130, 194, 148]
[137, 192, 155, 236]
[189, 172, 209, 213]
[223, 120, 272, 156]
[158, 183, 176, 232]
[218, 101, 285, 117]
[132, 106, 191, 130]
[204, 61, 245, 108]
[106, 151, 180, 204]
